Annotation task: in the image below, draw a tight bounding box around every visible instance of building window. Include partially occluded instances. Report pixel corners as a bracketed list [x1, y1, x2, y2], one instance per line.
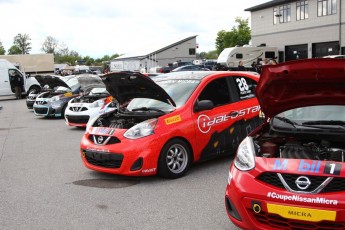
[297, 1, 309, 20]
[273, 7, 278, 24]
[318, 0, 337, 16]
[189, 48, 196, 55]
[279, 4, 291, 23]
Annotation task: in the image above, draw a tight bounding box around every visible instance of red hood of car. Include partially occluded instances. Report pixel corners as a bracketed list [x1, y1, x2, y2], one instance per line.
[256, 58, 345, 118]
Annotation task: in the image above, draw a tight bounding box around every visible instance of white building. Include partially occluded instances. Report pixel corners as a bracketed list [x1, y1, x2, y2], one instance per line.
[110, 36, 197, 72]
[246, 0, 344, 62]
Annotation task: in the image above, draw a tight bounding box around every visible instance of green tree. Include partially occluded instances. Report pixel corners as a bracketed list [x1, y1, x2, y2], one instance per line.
[13, 33, 32, 54]
[204, 50, 218, 59]
[215, 17, 251, 54]
[0, 41, 5, 55]
[8, 45, 22, 54]
[41, 36, 58, 54]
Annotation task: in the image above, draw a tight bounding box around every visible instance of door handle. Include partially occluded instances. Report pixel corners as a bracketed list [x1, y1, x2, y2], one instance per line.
[4, 80, 8, 82]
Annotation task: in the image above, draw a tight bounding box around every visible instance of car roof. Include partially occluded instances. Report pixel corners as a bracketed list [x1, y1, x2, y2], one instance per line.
[152, 71, 214, 81]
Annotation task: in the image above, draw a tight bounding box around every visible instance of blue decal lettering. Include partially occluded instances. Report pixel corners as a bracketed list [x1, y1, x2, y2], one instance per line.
[273, 159, 288, 170]
[298, 160, 321, 173]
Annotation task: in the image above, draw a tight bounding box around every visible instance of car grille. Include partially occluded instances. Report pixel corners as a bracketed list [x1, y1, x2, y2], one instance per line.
[248, 209, 345, 230]
[88, 135, 121, 145]
[66, 115, 90, 124]
[82, 149, 123, 168]
[69, 107, 88, 112]
[257, 172, 345, 193]
[34, 107, 48, 115]
[36, 101, 48, 105]
[27, 96, 36, 100]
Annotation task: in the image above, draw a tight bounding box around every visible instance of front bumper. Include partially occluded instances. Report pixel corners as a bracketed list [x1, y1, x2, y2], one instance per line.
[33, 101, 64, 117]
[80, 131, 162, 176]
[26, 100, 35, 109]
[225, 166, 345, 230]
[65, 106, 101, 127]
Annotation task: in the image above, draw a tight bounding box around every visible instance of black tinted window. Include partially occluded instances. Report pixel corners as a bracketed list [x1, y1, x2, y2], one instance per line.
[198, 78, 230, 106]
[265, 51, 276, 59]
[236, 53, 243, 59]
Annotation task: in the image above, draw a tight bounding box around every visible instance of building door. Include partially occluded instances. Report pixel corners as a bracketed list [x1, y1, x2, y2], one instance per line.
[285, 44, 308, 61]
[312, 41, 340, 58]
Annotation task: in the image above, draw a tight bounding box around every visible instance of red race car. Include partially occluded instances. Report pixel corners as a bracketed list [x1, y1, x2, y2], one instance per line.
[225, 58, 345, 229]
[80, 70, 261, 178]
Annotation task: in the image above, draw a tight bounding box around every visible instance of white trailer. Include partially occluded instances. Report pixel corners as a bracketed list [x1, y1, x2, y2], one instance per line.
[217, 46, 278, 70]
[110, 60, 142, 72]
[0, 53, 54, 74]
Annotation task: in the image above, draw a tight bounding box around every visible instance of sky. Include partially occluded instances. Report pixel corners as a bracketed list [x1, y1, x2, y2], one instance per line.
[0, 0, 268, 59]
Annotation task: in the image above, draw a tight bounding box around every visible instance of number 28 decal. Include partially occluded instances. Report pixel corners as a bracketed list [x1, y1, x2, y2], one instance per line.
[236, 78, 249, 92]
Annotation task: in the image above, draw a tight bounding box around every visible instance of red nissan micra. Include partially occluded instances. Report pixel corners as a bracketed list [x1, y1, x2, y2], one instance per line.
[225, 58, 345, 229]
[80, 70, 261, 178]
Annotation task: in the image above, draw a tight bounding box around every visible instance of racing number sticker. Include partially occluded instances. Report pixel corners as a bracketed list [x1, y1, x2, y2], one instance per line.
[236, 77, 249, 92]
[323, 162, 342, 175]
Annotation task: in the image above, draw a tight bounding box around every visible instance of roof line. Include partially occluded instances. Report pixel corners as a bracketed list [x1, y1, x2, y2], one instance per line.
[245, 0, 297, 12]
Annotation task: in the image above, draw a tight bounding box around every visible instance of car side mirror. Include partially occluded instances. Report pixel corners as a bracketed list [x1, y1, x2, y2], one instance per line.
[194, 100, 214, 112]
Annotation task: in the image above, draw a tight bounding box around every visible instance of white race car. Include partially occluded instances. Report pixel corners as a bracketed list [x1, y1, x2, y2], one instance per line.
[64, 75, 116, 127]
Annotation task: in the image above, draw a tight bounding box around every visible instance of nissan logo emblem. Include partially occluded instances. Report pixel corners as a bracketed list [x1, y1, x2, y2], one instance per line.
[295, 176, 311, 190]
[97, 136, 104, 144]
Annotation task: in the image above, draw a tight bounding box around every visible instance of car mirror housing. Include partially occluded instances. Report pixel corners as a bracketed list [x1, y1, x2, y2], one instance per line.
[194, 100, 214, 112]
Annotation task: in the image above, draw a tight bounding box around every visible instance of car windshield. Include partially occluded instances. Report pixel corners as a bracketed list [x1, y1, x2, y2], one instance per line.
[274, 105, 345, 128]
[89, 88, 108, 95]
[127, 79, 200, 112]
[55, 77, 80, 93]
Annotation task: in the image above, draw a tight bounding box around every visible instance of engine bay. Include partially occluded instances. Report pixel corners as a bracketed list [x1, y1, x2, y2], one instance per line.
[254, 132, 345, 163]
[92, 108, 164, 130]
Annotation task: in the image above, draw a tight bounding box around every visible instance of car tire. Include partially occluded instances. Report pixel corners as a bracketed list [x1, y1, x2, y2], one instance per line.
[158, 139, 191, 179]
[28, 85, 40, 95]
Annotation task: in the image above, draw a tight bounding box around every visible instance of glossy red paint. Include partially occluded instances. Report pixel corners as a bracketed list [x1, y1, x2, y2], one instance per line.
[225, 59, 345, 229]
[80, 71, 261, 178]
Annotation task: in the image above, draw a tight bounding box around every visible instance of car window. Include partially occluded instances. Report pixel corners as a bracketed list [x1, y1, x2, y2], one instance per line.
[197, 77, 231, 106]
[233, 76, 256, 100]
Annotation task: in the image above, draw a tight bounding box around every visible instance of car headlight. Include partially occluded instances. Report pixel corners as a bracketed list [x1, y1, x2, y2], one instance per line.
[234, 137, 255, 171]
[89, 100, 105, 108]
[50, 95, 61, 102]
[123, 118, 157, 139]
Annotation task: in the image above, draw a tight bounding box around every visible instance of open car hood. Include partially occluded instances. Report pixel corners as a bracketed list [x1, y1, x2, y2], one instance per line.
[101, 71, 176, 106]
[77, 74, 105, 94]
[256, 58, 345, 118]
[35, 75, 70, 89]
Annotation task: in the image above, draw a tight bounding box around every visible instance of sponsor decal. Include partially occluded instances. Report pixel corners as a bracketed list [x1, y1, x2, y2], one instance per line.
[267, 203, 336, 222]
[267, 192, 338, 205]
[86, 147, 109, 152]
[165, 115, 182, 125]
[272, 159, 342, 175]
[142, 168, 156, 174]
[197, 105, 260, 133]
[64, 92, 73, 97]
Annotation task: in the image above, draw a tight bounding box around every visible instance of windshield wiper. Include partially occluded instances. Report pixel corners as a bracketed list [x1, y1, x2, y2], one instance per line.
[274, 116, 298, 128]
[131, 107, 165, 113]
[302, 120, 345, 126]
